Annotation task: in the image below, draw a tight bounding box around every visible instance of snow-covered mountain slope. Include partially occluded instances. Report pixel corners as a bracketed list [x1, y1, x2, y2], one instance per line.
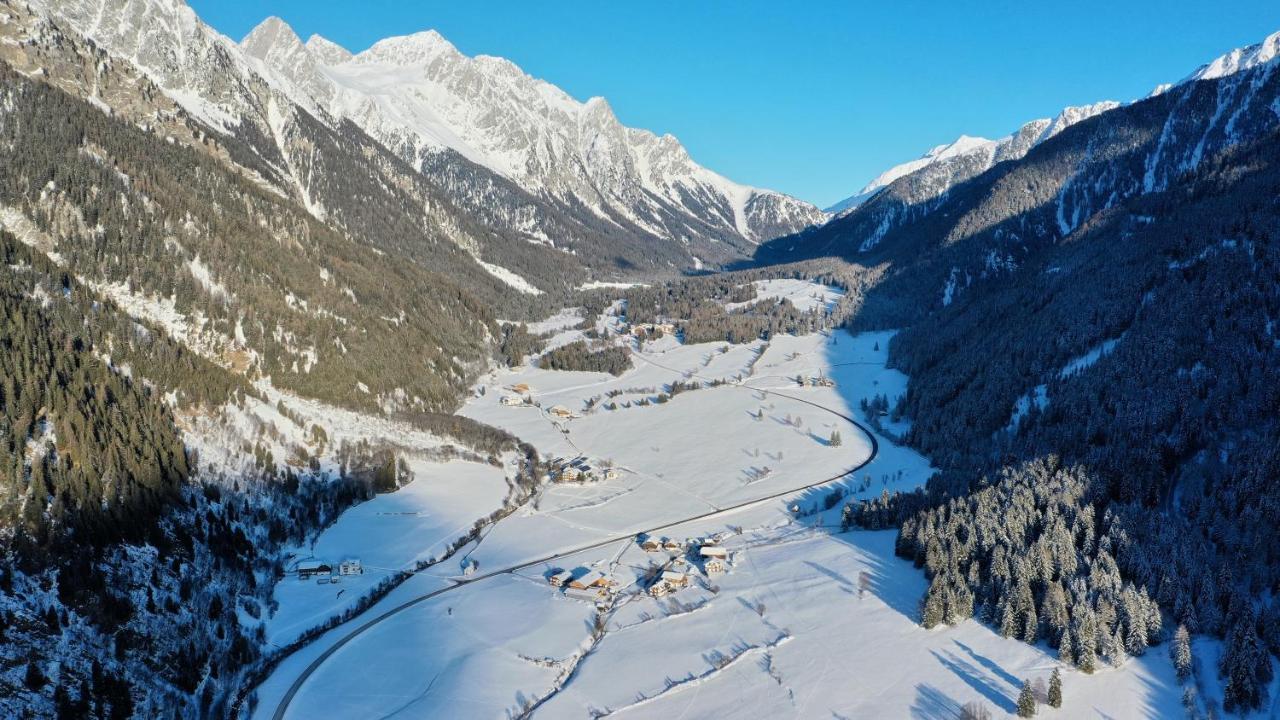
[825, 102, 1120, 216]
[239, 17, 824, 252]
[20, 0, 819, 280]
[759, 25, 1280, 315]
[1184, 28, 1279, 82]
[825, 31, 1280, 220]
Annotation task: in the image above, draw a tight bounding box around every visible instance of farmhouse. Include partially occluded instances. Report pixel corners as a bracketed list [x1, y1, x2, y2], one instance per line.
[339, 558, 362, 576]
[640, 537, 663, 552]
[567, 570, 612, 591]
[296, 560, 331, 580]
[500, 395, 525, 407]
[548, 405, 575, 419]
[550, 455, 617, 483]
[699, 545, 728, 560]
[630, 322, 678, 338]
[661, 570, 689, 590]
[548, 569, 574, 587]
[662, 538, 685, 553]
[509, 383, 532, 394]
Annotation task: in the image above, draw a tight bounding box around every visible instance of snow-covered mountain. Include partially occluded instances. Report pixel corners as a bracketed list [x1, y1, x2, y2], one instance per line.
[762, 25, 1280, 298]
[239, 17, 824, 252]
[826, 30, 1280, 219]
[22, 0, 822, 279]
[825, 102, 1120, 215]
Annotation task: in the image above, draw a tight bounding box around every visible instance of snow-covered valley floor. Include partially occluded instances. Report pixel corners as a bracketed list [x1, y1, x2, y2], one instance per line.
[250, 289, 1203, 719]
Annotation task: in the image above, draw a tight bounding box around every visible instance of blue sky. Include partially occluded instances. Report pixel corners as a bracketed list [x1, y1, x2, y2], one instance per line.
[191, 1, 1280, 208]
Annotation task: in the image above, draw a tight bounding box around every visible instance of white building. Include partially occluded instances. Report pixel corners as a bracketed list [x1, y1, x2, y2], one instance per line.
[339, 558, 362, 576]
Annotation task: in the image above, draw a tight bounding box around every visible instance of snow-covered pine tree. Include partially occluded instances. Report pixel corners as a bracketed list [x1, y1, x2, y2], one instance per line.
[1171, 624, 1192, 682]
[1016, 679, 1037, 717]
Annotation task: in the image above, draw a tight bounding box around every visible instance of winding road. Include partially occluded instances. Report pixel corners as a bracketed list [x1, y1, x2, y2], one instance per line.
[267, 347, 879, 720]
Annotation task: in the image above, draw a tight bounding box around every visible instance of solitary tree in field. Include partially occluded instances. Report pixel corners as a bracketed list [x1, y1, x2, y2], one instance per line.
[1017, 679, 1037, 717]
[1048, 668, 1063, 708]
[829, 430, 842, 447]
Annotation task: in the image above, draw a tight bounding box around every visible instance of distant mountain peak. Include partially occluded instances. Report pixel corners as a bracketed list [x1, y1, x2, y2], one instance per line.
[241, 16, 305, 60]
[1184, 29, 1280, 83]
[356, 29, 460, 66]
[305, 34, 353, 65]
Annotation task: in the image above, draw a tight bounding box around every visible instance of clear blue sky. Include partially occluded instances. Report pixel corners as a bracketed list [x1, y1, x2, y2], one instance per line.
[191, 1, 1280, 208]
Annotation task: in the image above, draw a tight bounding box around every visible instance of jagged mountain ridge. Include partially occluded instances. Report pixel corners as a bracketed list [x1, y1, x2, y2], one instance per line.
[763, 29, 1280, 324]
[240, 17, 824, 258]
[823, 101, 1122, 217]
[24, 0, 822, 281]
[766, 28, 1280, 268]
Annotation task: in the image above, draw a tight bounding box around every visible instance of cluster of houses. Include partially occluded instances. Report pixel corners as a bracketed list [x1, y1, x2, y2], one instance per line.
[797, 375, 836, 388]
[296, 557, 362, 584]
[549, 455, 618, 483]
[639, 535, 730, 596]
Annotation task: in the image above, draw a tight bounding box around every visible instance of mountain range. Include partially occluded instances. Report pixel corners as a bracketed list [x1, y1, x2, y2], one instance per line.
[2, 0, 1280, 716]
[26, 0, 823, 291]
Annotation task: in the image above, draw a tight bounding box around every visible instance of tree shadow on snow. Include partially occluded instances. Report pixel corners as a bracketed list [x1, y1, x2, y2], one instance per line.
[928, 649, 1017, 714]
[953, 640, 1021, 690]
[802, 560, 854, 594]
[910, 683, 962, 719]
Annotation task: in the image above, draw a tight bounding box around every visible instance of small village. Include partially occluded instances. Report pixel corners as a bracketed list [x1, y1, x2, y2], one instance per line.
[542, 534, 733, 606]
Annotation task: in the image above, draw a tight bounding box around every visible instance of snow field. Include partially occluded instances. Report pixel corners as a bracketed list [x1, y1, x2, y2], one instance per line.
[255, 284, 1204, 719]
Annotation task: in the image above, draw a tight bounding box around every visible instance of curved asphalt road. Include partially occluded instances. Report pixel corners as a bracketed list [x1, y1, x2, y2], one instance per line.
[269, 351, 878, 720]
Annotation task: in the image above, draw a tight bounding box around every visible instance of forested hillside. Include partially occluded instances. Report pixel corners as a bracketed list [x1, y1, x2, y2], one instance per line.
[0, 61, 502, 414]
[0, 23, 541, 717]
[809, 50, 1280, 712]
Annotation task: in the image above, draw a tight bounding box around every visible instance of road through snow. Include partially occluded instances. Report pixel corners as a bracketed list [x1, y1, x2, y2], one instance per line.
[268, 357, 879, 720]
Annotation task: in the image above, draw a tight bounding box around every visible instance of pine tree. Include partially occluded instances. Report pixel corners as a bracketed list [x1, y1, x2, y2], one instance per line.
[1017, 679, 1037, 717]
[1171, 624, 1192, 682]
[1058, 628, 1075, 666]
[24, 660, 46, 691]
[1077, 613, 1097, 674]
[921, 583, 945, 628]
[1048, 668, 1063, 708]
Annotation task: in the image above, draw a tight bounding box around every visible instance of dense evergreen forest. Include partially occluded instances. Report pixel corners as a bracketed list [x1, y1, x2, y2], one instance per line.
[833, 84, 1280, 709]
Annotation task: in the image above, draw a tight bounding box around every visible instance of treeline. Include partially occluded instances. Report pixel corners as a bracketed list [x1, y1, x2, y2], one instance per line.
[495, 323, 545, 367]
[896, 459, 1163, 671]
[540, 341, 632, 376]
[575, 260, 882, 346]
